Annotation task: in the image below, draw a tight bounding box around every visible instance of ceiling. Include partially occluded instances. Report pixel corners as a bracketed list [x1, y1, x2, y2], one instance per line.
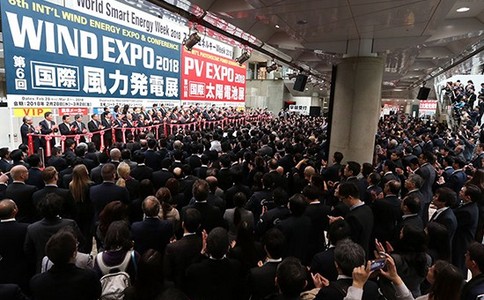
[171, 0, 484, 97]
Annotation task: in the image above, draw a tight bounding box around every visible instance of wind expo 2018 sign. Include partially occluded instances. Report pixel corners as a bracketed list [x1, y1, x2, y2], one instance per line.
[1, 0, 246, 108]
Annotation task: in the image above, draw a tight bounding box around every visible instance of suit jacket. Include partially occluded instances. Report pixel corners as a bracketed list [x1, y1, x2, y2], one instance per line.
[322, 163, 342, 183]
[59, 122, 73, 135]
[182, 202, 224, 232]
[24, 217, 80, 272]
[144, 149, 162, 171]
[225, 183, 252, 209]
[89, 164, 103, 184]
[0, 284, 29, 300]
[163, 234, 202, 290]
[46, 156, 67, 172]
[32, 185, 75, 220]
[20, 123, 40, 150]
[311, 247, 338, 281]
[416, 163, 436, 205]
[0, 221, 32, 290]
[346, 204, 374, 257]
[26, 167, 44, 190]
[131, 217, 173, 255]
[152, 169, 174, 189]
[248, 261, 280, 300]
[452, 202, 479, 273]
[371, 195, 402, 243]
[89, 182, 129, 219]
[430, 207, 458, 257]
[5, 182, 38, 223]
[30, 264, 101, 300]
[185, 257, 243, 300]
[217, 168, 234, 191]
[394, 214, 424, 243]
[277, 215, 313, 265]
[194, 165, 208, 179]
[0, 159, 12, 173]
[446, 169, 467, 194]
[131, 164, 153, 182]
[39, 120, 56, 135]
[315, 279, 379, 300]
[304, 202, 331, 256]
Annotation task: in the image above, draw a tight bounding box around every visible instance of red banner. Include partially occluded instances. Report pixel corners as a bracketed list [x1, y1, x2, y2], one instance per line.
[181, 48, 246, 104]
[58, 107, 90, 116]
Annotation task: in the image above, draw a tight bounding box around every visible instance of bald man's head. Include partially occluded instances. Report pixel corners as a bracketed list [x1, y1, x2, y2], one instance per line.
[0, 199, 17, 219]
[11, 165, 28, 182]
[304, 166, 316, 180]
[110, 148, 121, 161]
[206, 176, 218, 193]
[173, 167, 183, 178]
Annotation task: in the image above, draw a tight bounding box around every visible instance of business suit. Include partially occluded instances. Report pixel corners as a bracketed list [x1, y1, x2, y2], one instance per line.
[315, 279, 379, 300]
[257, 206, 291, 236]
[277, 215, 313, 265]
[101, 118, 112, 148]
[0, 159, 12, 173]
[131, 217, 173, 255]
[30, 263, 101, 300]
[452, 202, 479, 275]
[311, 247, 338, 281]
[446, 169, 467, 194]
[0, 220, 32, 290]
[26, 167, 44, 190]
[248, 260, 280, 300]
[0, 284, 29, 300]
[88, 120, 101, 150]
[152, 168, 174, 189]
[39, 119, 56, 151]
[185, 256, 243, 300]
[89, 164, 103, 185]
[89, 182, 129, 219]
[70, 121, 87, 142]
[24, 217, 80, 272]
[225, 183, 252, 209]
[131, 164, 153, 182]
[430, 207, 458, 258]
[5, 182, 38, 223]
[346, 204, 374, 258]
[144, 149, 163, 171]
[371, 195, 402, 243]
[32, 185, 75, 220]
[416, 163, 436, 224]
[304, 202, 331, 257]
[20, 123, 40, 152]
[163, 233, 202, 290]
[194, 165, 208, 179]
[58, 122, 73, 136]
[217, 167, 233, 191]
[182, 202, 224, 233]
[46, 156, 67, 172]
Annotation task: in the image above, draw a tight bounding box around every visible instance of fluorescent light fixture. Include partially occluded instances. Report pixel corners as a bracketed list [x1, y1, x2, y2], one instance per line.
[456, 7, 470, 12]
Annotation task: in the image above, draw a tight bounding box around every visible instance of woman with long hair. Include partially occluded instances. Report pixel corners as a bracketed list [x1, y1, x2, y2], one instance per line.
[96, 201, 129, 251]
[116, 162, 140, 201]
[223, 192, 254, 242]
[69, 164, 94, 253]
[155, 187, 180, 231]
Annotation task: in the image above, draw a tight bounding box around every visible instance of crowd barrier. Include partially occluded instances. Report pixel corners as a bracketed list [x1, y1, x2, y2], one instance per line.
[27, 115, 272, 156]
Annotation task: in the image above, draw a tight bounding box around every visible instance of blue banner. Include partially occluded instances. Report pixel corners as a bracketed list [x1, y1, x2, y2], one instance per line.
[1, 0, 182, 107]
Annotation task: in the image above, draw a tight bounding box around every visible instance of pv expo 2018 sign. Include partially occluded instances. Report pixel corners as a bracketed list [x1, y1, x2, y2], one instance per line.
[1, 0, 241, 108]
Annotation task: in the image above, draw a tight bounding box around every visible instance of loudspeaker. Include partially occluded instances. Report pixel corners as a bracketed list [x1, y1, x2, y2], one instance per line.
[293, 74, 308, 91]
[309, 106, 321, 117]
[417, 87, 431, 100]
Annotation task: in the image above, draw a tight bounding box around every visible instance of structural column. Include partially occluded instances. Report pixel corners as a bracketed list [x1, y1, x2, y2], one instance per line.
[329, 56, 384, 164]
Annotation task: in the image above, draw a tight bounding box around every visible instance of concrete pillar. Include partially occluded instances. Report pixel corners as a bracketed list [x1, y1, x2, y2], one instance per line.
[329, 56, 384, 164]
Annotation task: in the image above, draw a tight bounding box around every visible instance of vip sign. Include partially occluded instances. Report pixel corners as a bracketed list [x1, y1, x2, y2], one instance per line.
[13, 107, 52, 117]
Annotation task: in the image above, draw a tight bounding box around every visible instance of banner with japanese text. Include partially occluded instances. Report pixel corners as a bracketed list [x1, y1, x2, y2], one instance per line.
[181, 48, 246, 106]
[419, 100, 437, 116]
[1, 0, 183, 108]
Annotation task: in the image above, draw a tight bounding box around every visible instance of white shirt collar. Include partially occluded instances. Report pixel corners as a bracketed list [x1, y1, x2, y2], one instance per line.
[0, 218, 16, 222]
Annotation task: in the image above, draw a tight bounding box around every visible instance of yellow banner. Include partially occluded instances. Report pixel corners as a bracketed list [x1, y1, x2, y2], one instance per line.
[14, 108, 52, 117]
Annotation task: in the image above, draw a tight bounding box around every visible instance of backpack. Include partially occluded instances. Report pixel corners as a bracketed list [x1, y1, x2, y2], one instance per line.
[96, 250, 135, 300]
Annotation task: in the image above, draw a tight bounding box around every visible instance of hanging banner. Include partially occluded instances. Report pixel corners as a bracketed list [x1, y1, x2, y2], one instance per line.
[419, 100, 438, 115]
[1, 0, 182, 108]
[181, 48, 246, 106]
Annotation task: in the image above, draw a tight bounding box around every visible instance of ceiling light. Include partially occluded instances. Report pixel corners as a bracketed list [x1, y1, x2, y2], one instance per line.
[456, 7, 470, 12]
[275, 24, 280, 29]
[235, 51, 251, 65]
[183, 32, 201, 51]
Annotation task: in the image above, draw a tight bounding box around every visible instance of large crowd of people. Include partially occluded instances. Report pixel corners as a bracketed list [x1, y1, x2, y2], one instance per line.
[1, 95, 484, 300]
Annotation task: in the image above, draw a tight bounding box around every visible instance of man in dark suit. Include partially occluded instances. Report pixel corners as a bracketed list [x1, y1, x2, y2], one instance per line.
[362, 172, 382, 205]
[445, 158, 468, 194]
[185, 227, 243, 300]
[24, 194, 81, 273]
[101, 111, 113, 148]
[29, 230, 101, 300]
[152, 158, 174, 189]
[311, 219, 351, 282]
[277, 194, 313, 265]
[71, 114, 87, 143]
[181, 179, 224, 233]
[314, 239, 379, 300]
[403, 173, 424, 217]
[32, 167, 75, 220]
[90, 153, 108, 185]
[330, 182, 374, 258]
[416, 151, 437, 224]
[321, 151, 344, 183]
[164, 208, 202, 291]
[131, 152, 153, 182]
[0, 199, 32, 291]
[372, 180, 402, 244]
[256, 188, 291, 236]
[248, 228, 285, 300]
[217, 154, 233, 192]
[89, 163, 129, 220]
[225, 165, 252, 208]
[131, 196, 173, 255]
[88, 114, 102, 150]
[0, 148, 12, 173]
[20, 116, 40, 152]
[144, 139, 162, 171]
[26, 154, 44, 190]
[428, 187, 458, 257]
[453, 184, 480, 275]
[303, 185, 331, 259]
[394, 194, 424, 243]
[5, 165, 38, 223]
[59, 115, 74, 136]
[461, 242, 484, 300]
[39, 112, 58, 152]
